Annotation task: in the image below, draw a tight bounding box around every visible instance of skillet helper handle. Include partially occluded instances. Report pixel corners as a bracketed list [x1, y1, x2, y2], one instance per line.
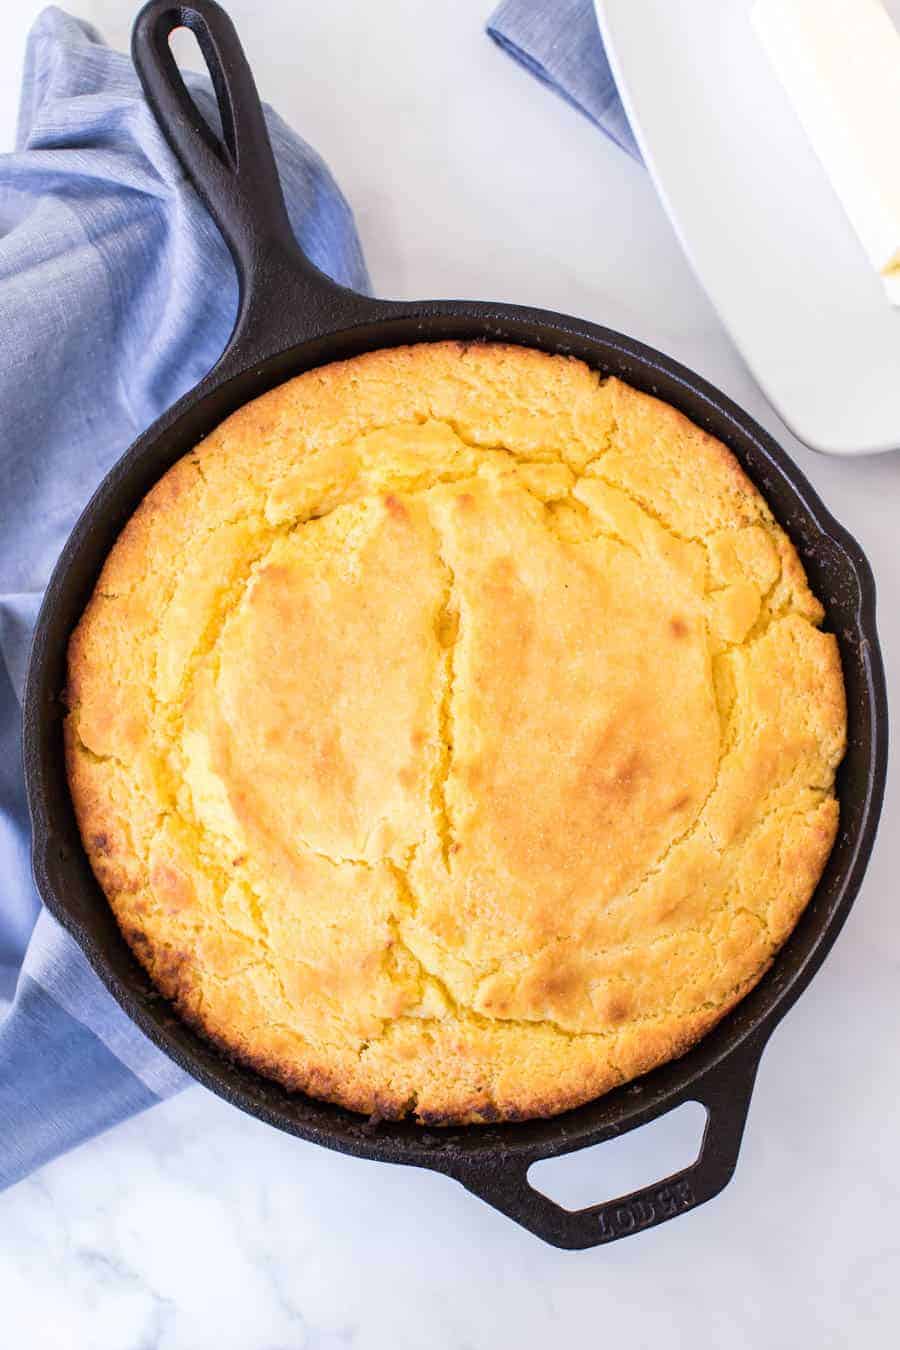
[131, 0, 357, 345]
[449, 1040, 764, 1250]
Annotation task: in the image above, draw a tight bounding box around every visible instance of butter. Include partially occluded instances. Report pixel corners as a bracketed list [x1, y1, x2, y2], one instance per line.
[752, 0, 900, 306]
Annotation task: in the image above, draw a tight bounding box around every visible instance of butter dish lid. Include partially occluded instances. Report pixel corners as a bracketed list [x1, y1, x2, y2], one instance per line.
[596, 0, 900, 456]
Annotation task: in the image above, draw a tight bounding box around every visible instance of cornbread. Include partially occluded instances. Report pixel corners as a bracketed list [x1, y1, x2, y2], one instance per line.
[65, 342, 846, 1124]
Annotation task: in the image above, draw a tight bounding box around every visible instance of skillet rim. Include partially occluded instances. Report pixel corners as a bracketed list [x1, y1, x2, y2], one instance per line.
[23, 301, 888, 1173]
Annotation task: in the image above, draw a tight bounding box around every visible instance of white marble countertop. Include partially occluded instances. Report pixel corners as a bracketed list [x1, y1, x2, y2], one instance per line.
[1, 2, 898, 1346]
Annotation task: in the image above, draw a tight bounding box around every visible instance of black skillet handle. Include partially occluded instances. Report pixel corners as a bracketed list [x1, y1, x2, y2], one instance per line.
[131, 0, 375, 363]
[446, 1036, 765, 1250]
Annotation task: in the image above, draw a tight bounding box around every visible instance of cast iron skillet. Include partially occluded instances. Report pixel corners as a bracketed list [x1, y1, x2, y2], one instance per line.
[23, 0, 887, 1250]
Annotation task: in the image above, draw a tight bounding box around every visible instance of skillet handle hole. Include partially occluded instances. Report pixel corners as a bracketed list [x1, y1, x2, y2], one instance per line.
[165, 25, 228, 154]
[527, 1100, 706, 1212]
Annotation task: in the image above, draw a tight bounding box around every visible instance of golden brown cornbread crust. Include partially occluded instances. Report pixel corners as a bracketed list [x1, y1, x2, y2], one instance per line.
[65, 342, 846, 1124]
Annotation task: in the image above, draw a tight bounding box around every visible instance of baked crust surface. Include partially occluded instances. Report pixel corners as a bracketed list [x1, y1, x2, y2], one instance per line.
[66, 342, 846, 1123]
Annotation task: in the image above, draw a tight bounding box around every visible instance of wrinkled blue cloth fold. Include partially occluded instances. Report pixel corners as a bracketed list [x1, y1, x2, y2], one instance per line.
[487, 0, 640, 160]
[0, 6, 368, 1191]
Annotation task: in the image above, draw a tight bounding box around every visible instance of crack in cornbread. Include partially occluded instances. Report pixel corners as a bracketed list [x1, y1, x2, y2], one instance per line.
[65, 343, 846, 1123]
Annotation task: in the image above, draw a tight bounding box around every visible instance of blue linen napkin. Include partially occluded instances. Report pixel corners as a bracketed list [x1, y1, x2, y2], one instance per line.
[487, 0, 640, 160]
[0, 6, 368, 1191]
